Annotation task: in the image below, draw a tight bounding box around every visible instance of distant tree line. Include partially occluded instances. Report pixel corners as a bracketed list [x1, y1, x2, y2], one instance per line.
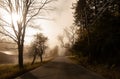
[72, 0, 120, 66]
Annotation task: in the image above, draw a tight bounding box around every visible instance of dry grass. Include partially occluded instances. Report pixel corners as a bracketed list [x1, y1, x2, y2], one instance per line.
[87, 64, 120, 79]
[69, 56, 120, 79]
[0, 60, 51, 79]
[0, 63, 39, 79]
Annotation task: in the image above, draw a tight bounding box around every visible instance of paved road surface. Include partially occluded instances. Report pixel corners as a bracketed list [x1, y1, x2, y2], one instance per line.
[15, 56, 106, 79]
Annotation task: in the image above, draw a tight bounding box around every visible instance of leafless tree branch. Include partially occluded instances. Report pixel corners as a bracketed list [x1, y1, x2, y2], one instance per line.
[0, 31, 17, 42]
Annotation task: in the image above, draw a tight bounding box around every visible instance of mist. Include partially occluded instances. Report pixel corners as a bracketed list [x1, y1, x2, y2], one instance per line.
[0, 0, 76, 64]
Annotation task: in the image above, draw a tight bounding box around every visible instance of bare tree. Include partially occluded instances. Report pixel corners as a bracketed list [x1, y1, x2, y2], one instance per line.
[0, 0, 53, 68]
[57, 35, 65, 48]
[63, 25, 79, 55]
[57, 25, 79, 55]
[64, 25, 79, 47]
[58, 25, 78, 48]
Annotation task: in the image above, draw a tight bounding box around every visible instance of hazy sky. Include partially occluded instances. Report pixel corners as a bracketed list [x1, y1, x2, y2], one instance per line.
[0, 0, 76, 48]
[35, 0, 76, 48]
[23, 0, 76, 48]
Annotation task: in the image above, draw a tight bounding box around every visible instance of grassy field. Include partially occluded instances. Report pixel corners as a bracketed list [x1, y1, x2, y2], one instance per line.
[69, 56, 120, 79]
[0, 60, 51, 79]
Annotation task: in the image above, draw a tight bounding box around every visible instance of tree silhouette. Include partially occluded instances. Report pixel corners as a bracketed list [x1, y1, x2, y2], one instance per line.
[0, 0, 53, 68]
[64, 25, 78, 47]
[73, 0, 120, 65]
[30, 33, 48, 65]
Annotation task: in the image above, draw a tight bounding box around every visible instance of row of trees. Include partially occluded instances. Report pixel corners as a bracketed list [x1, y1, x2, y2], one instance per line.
[72, 0, 120, 65]
[0, 0, 54, 68]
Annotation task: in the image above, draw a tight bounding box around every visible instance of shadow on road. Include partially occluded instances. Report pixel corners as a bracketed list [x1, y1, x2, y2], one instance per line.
[20, 72, 38, 79]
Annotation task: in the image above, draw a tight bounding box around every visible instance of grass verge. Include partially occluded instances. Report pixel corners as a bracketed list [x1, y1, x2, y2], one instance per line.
[69, 56, 120, 79]
[0, 60, 51, 79]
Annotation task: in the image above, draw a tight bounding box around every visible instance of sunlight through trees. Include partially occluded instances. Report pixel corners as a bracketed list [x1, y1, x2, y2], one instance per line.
[0, 0, 54, 68]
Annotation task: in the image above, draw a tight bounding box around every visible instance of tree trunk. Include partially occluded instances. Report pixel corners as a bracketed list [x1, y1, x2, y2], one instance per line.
[31, 55, 36, 65]
[39, 55, 43, 63]
[18, 44, 24, 68]
[84, 7, 91, 61]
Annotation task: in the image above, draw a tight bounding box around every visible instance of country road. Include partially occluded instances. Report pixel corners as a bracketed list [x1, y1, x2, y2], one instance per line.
[15, 56, 106, 79]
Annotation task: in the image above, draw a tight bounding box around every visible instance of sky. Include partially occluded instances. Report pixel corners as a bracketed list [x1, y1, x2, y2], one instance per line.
[25, 0, 76, 48]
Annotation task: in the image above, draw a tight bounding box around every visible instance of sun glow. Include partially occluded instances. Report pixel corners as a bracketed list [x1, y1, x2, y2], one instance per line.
[0, 7, 37, 45]
[2, 11, 21, 35]
[11, 12, 20, 24]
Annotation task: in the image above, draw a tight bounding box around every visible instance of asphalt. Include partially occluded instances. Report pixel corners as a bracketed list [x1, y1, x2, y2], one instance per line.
[15, 56, 106, 79]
